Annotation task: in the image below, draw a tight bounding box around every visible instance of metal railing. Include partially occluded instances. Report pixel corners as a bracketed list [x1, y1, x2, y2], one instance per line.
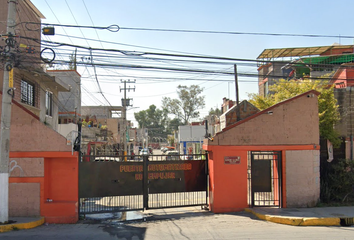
[79, 153, 208, 216]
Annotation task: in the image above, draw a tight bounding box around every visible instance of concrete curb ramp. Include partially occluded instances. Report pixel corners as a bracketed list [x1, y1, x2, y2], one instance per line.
[0, 218, 45, 233]
[245, 208, 340, 226]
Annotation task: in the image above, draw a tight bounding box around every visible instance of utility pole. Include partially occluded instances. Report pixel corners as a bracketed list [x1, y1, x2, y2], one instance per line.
[234, 64, 241, 122]
[120, 80, 135, 160]
[0, 0, 18, 223]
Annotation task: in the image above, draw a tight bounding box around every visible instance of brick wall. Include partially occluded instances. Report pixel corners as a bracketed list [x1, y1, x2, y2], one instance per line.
[211, 92, 319, 146]
[334, 88, 354, 138]
[285, 150, 320, 207]
[9, 158, 44, 177]
[9, 183, 40, 217]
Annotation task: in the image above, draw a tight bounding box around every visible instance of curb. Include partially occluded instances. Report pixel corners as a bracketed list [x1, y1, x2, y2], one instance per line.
[245, 208, 340, 226]
[0, 217, 45, 233]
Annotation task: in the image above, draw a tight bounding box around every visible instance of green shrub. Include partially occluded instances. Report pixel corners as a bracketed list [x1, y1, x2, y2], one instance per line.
[325, 159, 354, 203]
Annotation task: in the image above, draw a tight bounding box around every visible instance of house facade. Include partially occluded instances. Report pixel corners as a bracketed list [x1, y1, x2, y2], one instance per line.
[257, 44, 354, 97]
[47, 70, 82, 144]
[219, 100, 260, 131]
[204, 91, 321, 212]
[47, 70, 82, 125]
[80, 106, 138, 155]
[0, 0, 79, 223]
[257, 44, 354, 160]
[0, 0, 70, 130]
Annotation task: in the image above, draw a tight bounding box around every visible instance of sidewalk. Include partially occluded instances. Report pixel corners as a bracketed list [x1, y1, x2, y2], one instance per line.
[1, 206, 354, 233]
[245, 206, 354, 226]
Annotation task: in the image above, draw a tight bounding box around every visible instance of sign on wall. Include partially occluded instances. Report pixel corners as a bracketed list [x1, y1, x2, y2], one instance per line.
[79, 160, 207, 198]
[224, 156, 241, 164]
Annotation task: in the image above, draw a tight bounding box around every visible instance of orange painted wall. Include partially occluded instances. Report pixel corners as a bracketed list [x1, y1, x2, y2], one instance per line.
[207, 146, 248, 213]
[42, 157, 78, 223]
[208, 152, 215, 207]
[9, 152, 78, 223]
[204, 91, 320, 211]
[204, 144, 318, 211]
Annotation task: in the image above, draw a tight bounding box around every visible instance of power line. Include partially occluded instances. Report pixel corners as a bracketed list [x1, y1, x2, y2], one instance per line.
[119, 26, 354, 39]
[89, 48, 112, 106]
[64, 0, 91, 47]
[21, 35, 354, 71]
[80, 0, 127, 90]
[38, 22, 354, 39]
[63, 0, 113, 107]
[20, 56, 354, 83]
[44, 0, 74, 45]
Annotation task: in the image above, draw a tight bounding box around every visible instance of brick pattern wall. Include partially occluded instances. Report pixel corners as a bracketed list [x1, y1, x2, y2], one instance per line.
[225, 101, 259, 127]
[9, 183, 40, 217]
[0, 0, 42, 92]
[285, 150, 320, 207]
[334, 88, 354, 138]
[212, 93, 319, 146]
[9, 158, 44, 177]
[0, 93, 72, 152]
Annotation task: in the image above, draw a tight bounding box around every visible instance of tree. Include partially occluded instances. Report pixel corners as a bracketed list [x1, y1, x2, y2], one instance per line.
[167, 118, 184, 132]
[134, 105, 168, 138]
[248, 78, 340, 147]
[208, 107, 222, 117]
[162, 85, 205, 124]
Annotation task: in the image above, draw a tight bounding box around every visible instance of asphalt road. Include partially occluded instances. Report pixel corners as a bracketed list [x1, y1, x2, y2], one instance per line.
[1, 210, 354, 240]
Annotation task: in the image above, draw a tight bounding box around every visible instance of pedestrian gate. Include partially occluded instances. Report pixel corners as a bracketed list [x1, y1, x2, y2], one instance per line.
[248, 151, 282, 207]
[79, 154, 208, 215]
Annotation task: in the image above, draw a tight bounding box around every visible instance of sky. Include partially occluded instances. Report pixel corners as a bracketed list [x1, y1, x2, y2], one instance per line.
[30, 0, 354, 127]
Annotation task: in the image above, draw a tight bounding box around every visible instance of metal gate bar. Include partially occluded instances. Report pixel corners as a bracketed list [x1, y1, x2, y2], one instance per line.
[79, 153, 208, 215]
[144, 154, 208, 210]
[80, 195, 144, 214]
[147, 191, 207, 209]
[248, 151, 282, 208]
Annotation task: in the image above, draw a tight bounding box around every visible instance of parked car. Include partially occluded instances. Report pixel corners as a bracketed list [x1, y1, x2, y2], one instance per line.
[161, 147, 168, 153]
[140, 148, 150, 156]
[165, 151, 180, 160]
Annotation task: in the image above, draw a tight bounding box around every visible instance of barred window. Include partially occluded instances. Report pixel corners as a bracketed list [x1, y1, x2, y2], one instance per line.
[21, 79, 35, 106]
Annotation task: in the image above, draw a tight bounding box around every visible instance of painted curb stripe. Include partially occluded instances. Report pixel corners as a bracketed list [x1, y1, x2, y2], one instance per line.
[244, 208, 340, 226]
[0, 217, 45, 233]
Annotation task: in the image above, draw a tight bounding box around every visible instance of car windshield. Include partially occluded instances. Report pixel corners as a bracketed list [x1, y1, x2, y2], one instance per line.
[140, 149, 149, 154]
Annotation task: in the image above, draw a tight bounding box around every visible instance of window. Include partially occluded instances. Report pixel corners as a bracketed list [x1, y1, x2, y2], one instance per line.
[21, 80, 35, 106]
[264, 81, 269, 96]
[45, 91, 53, 116]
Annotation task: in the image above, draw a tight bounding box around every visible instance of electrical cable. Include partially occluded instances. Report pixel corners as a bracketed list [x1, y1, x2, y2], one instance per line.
[64, 0, 114, 107]
[44, 0, 75, 45]
[81, 0, 125, 89]
[19, 35, 354, 71]
[118, 26, 354, 39]
[19, 56, 354, 82]
[31, 21, 354, 39]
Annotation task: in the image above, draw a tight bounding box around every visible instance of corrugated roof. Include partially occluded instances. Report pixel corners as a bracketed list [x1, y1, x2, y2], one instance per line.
[257, 45, 354, 59]
[296, 54, 354, 65]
